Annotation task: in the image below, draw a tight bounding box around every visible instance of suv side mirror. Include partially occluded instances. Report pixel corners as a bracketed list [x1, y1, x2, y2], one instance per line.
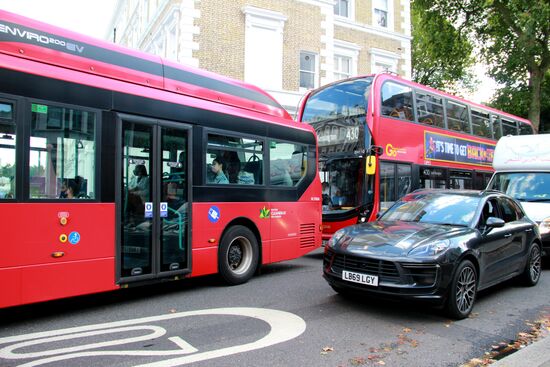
[486, 217, 505, 228]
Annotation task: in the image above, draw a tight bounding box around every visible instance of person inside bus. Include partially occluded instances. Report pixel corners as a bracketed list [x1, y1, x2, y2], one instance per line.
[59, 178, 80, 199]
[129, 164, 150, 202]
[209, 157, 229, 184]
[331, 188, 346, 207]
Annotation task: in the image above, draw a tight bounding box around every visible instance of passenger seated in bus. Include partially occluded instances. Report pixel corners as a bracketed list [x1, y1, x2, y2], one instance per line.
[59, 178, 80, 199]
[129, 164, 150, 202]
[208, 157, 229, 184]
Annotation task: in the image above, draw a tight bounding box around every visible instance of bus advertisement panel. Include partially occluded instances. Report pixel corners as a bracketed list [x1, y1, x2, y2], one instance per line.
[297, 73, 534, 241]
[0, 10, 321, 308]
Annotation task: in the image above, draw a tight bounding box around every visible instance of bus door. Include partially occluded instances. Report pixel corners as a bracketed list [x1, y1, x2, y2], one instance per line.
[117, 114, 191, 282]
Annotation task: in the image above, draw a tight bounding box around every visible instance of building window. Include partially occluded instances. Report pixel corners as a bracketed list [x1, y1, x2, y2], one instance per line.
[373, 0, 393, 29]
[300, 52, 317, 89]
[334, 55, 352, 80]
[334, 0, 350, 18]
[243, 6, 287, 90]
[370, 48, 399, 74]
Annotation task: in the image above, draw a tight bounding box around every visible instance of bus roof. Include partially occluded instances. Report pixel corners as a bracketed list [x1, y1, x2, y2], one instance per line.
[0, 10, 292, 120]
[298, 73, 531, 126]
[493, 134, 550, 171]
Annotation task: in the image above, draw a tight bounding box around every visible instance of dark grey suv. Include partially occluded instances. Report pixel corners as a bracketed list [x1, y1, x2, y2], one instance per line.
[323, 190, 542, 319]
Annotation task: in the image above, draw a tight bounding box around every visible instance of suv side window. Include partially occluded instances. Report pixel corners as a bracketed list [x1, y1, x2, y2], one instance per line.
[497, 197, 518, 223]
[478, 198, 498, 229]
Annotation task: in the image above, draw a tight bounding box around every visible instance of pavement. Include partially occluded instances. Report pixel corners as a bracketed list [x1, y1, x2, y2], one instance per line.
[491, 335, 550, 367]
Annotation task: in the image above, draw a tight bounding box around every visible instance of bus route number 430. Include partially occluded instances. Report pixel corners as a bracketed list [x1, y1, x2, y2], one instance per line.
[342, 270, 379, 286]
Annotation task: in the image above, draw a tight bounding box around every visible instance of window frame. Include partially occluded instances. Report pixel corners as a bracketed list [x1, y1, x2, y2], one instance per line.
[0, 95, 20, 202]
[372, 0, 394, 30]
[334, 0, 354, 19]
[299, 51, 318, 90]
[26, 98, 101, 202]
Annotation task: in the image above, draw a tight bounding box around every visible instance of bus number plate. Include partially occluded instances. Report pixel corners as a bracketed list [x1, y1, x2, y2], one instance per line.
[342, 270, 379, 286]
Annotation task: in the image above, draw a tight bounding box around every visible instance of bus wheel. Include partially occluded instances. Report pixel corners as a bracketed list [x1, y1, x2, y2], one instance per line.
[218, 225, 259, 285]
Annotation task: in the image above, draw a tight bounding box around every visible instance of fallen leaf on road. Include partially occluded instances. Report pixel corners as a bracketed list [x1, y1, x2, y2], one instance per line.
[403, 327, 412, 333]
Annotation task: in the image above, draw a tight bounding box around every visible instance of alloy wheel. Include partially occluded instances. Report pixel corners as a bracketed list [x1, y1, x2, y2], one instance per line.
[455, 266, 476, 314]
[530, 246, 542, 282]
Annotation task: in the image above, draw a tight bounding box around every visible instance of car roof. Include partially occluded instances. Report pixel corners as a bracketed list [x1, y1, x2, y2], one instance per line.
[409, 189, 504, 199]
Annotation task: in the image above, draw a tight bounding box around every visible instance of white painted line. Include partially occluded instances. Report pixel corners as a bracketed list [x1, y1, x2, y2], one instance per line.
[0, 307, 306, 367]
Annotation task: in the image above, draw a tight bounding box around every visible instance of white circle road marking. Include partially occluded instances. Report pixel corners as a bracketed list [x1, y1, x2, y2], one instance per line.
[0, 307, 306, 367]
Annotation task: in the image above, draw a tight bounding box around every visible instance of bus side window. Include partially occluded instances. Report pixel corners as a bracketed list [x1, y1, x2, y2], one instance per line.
[381, 82, 414, 121]
[29, 103, 97, 199]
[0, 100, 16, 199]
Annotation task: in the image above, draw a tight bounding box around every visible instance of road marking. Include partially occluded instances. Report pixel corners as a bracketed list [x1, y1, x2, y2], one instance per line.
[0, 307, 306, 367]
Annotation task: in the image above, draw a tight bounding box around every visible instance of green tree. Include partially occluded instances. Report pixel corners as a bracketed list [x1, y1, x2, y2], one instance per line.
[491, 74, 550, 133]
[411, 0, 476, 95]
[421, 0, 550, 132]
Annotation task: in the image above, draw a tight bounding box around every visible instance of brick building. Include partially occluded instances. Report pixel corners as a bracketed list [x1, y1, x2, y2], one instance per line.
[107, 0, 411, 115]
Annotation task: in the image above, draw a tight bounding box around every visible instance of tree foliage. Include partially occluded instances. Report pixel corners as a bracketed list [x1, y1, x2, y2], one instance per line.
[411, 1, 476, 95]
[490, 73, 550, 133]
[417, 0, 550, 132]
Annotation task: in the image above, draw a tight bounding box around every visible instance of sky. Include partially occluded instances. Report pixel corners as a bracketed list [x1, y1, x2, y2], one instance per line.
[0, 0, 117, 39]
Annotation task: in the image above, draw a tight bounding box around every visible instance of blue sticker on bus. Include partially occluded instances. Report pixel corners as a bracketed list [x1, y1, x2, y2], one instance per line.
[208, 206, 220, 223]
[68, 231, 81, 245]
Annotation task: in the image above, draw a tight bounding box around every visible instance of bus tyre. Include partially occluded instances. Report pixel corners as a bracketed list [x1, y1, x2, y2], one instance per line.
[218, 225, 259, 285]
[520, 243, 541, 287]
[445, 260, 477, 320]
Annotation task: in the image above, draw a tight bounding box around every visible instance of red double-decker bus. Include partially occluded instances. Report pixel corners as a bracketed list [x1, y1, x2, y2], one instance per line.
[0, 11, 321, 308]
[297, 73, 534, 242]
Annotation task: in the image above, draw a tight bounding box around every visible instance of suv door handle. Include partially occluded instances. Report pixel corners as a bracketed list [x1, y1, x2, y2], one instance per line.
[525, 229, 533, 232]
[504, 233, 512, 238]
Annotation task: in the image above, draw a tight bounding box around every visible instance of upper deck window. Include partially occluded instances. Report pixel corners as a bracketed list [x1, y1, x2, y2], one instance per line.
[301, 78, 371, 123]
[518, 121, 534, 135]
[502, 118, 518, 136]
[471, 109, 491, 138]
[29, 103, 96, 199]
[446, 100, 469, 133]
[381, 82, 413, 121]
[491, 115, 503, 140]
[415, 92, 444, 128]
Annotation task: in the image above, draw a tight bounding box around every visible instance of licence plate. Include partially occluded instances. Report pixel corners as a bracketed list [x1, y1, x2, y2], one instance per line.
[342, 270, 379, 286]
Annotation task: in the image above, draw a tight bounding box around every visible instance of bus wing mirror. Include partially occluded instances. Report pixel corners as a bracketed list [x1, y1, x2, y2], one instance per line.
[369, 145, 384, 156]
[366, 156, 377, 175]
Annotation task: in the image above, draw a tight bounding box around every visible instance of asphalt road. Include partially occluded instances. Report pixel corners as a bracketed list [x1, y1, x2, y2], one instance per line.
[1, 248, 549, 367]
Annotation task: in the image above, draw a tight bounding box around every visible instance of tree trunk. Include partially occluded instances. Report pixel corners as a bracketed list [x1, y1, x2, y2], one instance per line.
[528, 68, 543, 133]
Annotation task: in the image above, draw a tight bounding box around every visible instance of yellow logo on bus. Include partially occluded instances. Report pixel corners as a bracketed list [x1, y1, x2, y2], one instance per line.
[385, 144, 407, 157]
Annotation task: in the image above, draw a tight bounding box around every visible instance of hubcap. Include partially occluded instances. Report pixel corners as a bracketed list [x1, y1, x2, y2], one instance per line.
[530, 246, 542, 282]
[227, 236, 253, 275]
[456, 266, 476, 314]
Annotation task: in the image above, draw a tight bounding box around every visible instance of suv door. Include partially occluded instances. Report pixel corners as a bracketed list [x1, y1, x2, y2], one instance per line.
[497, 197, 531, 274]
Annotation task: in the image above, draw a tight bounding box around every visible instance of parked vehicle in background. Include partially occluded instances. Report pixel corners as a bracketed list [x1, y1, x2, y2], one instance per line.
[297, 73, 535, 244]
[487, 134, 550, 256]
[323, 190, 542, 319]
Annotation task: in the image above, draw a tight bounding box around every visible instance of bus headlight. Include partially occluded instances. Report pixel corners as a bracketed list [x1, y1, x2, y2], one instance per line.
[539, 217, 550, 235]
[327, 229, 346, 248]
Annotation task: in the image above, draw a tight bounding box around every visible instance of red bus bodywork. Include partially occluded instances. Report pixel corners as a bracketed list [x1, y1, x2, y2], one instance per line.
[0, 11, 321, 308]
